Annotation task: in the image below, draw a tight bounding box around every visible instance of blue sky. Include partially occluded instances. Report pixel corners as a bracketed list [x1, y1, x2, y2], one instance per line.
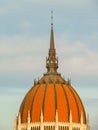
[0, 0, 98, 130]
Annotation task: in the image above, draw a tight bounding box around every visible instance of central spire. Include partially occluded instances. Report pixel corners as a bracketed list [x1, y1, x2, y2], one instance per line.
[46, 11, 58, 74]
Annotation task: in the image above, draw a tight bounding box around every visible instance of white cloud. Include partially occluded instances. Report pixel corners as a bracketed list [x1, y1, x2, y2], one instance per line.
[55, 36, 98, 77]
[59, 43, 98, 77]
[0, 36, 48, 55]
[0, 36, 48, 74]
[0, 35, 98, 78]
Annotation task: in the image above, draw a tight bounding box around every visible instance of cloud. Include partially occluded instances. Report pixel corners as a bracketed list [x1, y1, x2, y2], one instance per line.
[56, 36, 98, 78]
[0, 34, 98, 79]
[61, 51, 98, 77]
[0, 36, 48, 74]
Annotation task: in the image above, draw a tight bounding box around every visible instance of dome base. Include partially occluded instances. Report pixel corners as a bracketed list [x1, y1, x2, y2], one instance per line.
[14, 112, 87, 130]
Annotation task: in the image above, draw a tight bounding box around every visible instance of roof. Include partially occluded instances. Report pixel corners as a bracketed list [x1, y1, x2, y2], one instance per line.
[19, 74, 86, 124]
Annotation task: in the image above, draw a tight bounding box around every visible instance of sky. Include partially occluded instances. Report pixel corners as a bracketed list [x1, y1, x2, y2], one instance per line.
[0, 0, 98, 130]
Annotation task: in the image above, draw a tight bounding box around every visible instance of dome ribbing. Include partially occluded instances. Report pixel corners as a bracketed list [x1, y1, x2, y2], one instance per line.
[19, 74, 86, 124]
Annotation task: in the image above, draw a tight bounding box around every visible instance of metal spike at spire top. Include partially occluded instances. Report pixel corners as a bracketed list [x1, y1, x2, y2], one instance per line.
[46, 12, 58, 74]
[51, 11, 53, 28]
[50, 11, 54, 50]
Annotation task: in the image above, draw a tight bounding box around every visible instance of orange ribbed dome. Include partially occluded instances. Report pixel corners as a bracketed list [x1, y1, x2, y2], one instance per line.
[19, 74, 86, 124]
[19, 14, 86, 126]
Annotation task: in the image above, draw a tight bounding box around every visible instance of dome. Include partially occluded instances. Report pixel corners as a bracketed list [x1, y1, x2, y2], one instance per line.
[14, 13, 87, 130]
[19, 74, 86, 124]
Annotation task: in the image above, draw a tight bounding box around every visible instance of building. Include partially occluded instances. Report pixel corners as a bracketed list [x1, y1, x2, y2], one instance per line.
[14, 14, 88, 130]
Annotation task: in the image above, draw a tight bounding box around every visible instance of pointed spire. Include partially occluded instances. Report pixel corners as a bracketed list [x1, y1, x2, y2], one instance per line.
[40, 109, 43, 123]
[18, 112, 21, 125]
[46, 11, 58, 74]
[80, 111, 83, 124]
[69, 110, 72, 123]
[50, 11, 54, 50]
[27, 111, 30, 123]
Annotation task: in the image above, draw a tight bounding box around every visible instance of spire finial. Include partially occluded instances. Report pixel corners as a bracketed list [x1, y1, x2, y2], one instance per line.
[50, 11, 54, 50]
[46, 12, 58, 74]
[51, 11, 53, 28]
